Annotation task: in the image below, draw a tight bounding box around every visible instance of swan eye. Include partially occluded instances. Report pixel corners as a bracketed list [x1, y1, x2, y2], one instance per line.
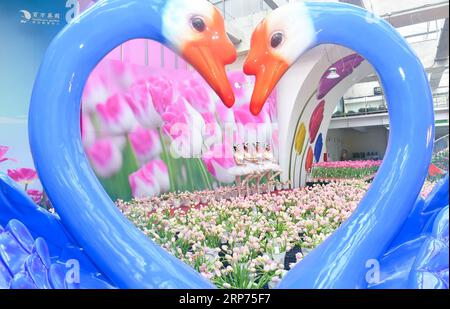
[270, 32, 284, 48]
[191, 17, 206, 32]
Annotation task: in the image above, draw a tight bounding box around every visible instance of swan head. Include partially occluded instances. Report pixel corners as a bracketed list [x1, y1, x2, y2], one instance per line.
[243, 3, 316, 115]
[162, 0, 237, 107]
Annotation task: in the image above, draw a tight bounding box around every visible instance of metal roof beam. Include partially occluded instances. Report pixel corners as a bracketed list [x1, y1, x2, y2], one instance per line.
[381, 2, 449, 28]
[263, 0, 283, 10]
[430, 19, 449, 92]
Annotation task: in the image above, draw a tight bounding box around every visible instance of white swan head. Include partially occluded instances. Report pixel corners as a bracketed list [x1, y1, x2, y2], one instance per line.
[243, 3, 316, 115]
[162, 0, 237, 107]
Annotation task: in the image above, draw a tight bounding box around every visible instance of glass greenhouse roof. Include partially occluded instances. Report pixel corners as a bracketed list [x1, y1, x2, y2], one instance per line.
[209, 0, 448, 93]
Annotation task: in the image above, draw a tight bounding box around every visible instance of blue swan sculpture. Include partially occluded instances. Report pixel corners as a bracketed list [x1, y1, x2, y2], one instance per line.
[0, 1, 448, 289]
[243, 2, 448, 288]
[1, 0, 237, 289]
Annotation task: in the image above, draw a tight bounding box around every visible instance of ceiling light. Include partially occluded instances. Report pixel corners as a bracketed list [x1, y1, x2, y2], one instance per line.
[326, 67, 341, 79]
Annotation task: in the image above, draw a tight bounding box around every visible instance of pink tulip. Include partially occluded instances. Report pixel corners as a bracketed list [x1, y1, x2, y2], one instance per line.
[86, 138, 123, 178]
[98, 61, 134, 95]
[129, 162, 161, 198]
[7, 168, 38, 184]
[83, 61, 134, 113]
[81, 114, 96, 148]
[144, 159, 170, 193]
[128, 126, 162, 165]
[202, 144, 236, 184]
[147, 76, 174, 115]
[162, 97, 205, 158]
[313, 160, 382, 169]
[126, 82, 163, 129]
[82, 74, 110, 113]
[0, 146, 15, 163]
[178, 77, 214, 113]
[27, 189, 43, 204]
[96, 94, 136, 135]
[234, 103, 272, 143]
[108, 61, 133, 90]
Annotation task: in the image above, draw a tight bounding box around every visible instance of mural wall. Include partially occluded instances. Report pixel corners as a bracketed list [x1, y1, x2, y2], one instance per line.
[82, 60, 278, 201]
[2, 1, 280, 203]
[0, 0, 74, 186]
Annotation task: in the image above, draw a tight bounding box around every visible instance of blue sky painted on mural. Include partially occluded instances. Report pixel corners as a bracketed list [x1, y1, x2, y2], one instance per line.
[0, 0, 74, 172]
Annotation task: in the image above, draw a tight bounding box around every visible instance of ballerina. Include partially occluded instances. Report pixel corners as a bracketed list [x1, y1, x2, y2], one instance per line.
[253, 142, 268, 193]
[227, 144, 252, 197]
[262, 143, 282, 191]
[241, 142, 261, 195]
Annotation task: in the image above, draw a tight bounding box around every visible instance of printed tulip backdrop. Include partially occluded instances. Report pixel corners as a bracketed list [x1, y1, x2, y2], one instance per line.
[81, 60, 278, 201]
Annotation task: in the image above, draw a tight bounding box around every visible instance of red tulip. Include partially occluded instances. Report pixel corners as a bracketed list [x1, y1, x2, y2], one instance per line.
[429, 163, 444, 177]
[309, 100, 325, 143]
[27, 189, 43, 204]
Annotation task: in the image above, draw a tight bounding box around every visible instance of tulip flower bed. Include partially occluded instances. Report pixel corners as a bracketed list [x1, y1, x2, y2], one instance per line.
[117, 180, 369, 289]
[311, 160, 382, 181]
[432, 148, 448, 172]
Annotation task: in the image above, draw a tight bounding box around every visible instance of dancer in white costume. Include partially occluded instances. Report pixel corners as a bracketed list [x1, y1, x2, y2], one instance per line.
[263, 144, 281, 173]
[263, 144, 282, 191]
[228, 144, 252, 197]
[240, 143, 260, 195]
[248, 142, 266, 194]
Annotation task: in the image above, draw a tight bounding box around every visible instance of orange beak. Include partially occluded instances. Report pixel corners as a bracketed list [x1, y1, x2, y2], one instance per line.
[182, 9, 237, 108]
[243, 22, 289, 115]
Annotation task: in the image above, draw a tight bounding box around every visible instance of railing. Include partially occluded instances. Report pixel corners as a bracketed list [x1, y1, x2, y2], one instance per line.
[332, 95, 388, 118]
[434, 93, 450, 109]
[332, 92, 449, 118]
[434, 134, 449, 157]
